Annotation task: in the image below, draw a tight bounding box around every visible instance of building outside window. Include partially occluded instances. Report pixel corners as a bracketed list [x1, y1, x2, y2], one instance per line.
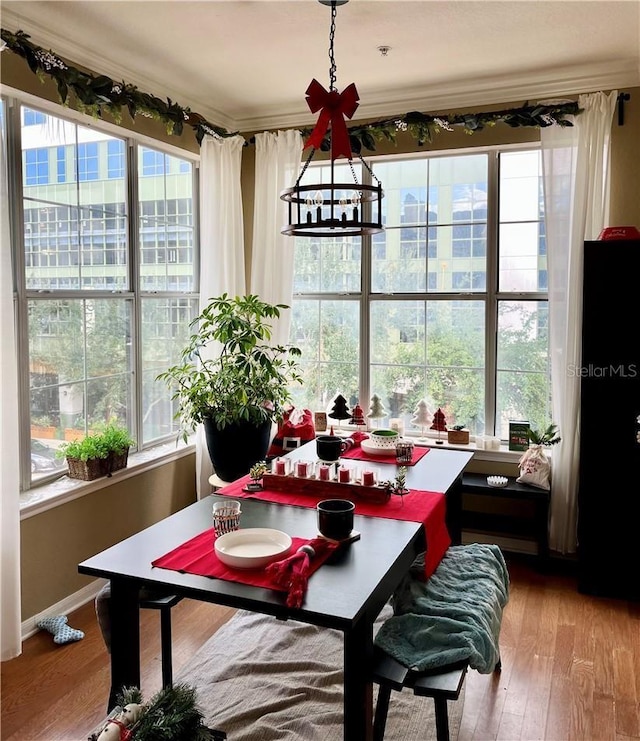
[289, 148, 550, 439]
[6, 103, 199, 491]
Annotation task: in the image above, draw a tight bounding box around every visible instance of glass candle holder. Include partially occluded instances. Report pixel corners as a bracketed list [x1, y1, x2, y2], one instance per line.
[273, 457, 289, 475]
[338, 466, 352, 484]
[317, 463, 332, 481]
[295, 460, 312, 478]
[395, 441, 414, 464]
[361, 469, 377, 486]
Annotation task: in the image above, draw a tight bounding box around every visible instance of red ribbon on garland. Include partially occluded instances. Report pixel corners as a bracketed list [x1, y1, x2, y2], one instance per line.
[304, 78, 359, 160]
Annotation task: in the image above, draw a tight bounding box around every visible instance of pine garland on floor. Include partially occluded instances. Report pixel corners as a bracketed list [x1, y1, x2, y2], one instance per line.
[90, 684, 225, 741]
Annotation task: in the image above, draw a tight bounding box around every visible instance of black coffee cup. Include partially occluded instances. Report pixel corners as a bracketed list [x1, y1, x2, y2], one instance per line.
[317, 499, 355, 541]
[316, 435, 347, 462]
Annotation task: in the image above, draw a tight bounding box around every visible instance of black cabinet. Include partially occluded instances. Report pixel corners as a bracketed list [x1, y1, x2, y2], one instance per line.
[577, 238, 640, 600]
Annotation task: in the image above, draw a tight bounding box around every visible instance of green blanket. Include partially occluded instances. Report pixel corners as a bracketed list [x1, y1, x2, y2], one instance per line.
[374, 543, 509, 674]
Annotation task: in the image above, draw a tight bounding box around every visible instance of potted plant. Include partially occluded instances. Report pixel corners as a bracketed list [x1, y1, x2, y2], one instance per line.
[517, 423, 561, 490]
[527, 423, 561, 447]
[58, 423, 135, 481]
[157, 294, 303, 482]
[447, 424, 470, 445]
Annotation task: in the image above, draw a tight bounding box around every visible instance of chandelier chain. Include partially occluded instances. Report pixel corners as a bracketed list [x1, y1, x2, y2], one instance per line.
[295, 147, 316, 188]
[328, 1, 337, 92]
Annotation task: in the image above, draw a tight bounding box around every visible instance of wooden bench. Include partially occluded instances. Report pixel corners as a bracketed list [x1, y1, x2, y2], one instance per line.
[373, 647, 470, 741]
[461, 472, 550, 562]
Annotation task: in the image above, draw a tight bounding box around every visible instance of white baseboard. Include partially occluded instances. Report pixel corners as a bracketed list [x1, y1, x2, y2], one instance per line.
[22, 578, 108, 641]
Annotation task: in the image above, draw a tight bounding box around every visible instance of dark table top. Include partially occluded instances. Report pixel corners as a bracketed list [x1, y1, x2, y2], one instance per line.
[285, 439, 473, 493]
[78, 494, 425, 630]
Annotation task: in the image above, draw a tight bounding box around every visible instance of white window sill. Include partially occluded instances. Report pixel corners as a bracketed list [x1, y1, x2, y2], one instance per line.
[412, 437, 526, 463]
[20, 439, 195, 520]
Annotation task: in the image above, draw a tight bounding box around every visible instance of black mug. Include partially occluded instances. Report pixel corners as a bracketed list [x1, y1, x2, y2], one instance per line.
[317, 499, 355, 541]
[316, 435, 347, 462]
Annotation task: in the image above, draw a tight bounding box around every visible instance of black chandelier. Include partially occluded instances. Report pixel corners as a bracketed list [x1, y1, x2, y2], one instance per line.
[280, 0, 384, 238]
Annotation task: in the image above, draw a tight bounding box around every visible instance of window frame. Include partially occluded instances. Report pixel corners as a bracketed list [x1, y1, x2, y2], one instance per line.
[3, 94, 200, 498]
[290, 143, 549, 439]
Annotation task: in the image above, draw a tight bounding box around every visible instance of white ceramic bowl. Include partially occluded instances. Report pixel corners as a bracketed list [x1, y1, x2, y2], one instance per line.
[367, 429, 400, 449]
[214, 528, 292, 569]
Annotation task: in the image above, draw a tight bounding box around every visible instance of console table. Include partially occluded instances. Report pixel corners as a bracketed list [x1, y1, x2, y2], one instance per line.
[461, 473, 550, 562]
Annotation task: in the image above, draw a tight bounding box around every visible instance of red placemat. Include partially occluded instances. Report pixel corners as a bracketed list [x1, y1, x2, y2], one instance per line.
[152, 531, 336, 591]
[218, 477, 449, 578]
[340, 444, 430, 466]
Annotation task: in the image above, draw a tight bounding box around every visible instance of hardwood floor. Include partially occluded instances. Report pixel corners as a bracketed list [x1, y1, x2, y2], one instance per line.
[1, 556, 639, 741]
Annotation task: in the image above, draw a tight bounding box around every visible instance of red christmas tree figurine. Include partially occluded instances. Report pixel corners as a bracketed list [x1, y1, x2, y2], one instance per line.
[349, 403, 366, 427]
[430, 408, 448, 444]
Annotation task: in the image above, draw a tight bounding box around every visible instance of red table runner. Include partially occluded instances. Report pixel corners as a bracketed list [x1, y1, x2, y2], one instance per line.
[152, 531, 336, 592]
[218, 476, 450, 578]
[340, 445, 430, 466]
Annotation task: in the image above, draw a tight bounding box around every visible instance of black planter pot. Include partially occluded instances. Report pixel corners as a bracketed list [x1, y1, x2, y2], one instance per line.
[203, 418, 272, 482]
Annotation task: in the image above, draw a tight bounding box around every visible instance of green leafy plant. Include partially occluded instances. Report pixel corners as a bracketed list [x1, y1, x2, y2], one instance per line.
[452, 424, 467, 431]
[249, 461, 268, 482]
[381, 466, 409, 498]
[57, 423, 135, 461]
[527, 423, 561, 446]
[157, 294, 303, 440]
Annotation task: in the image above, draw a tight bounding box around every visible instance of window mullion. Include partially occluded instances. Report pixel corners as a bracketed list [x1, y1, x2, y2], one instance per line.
[484, 150, 499, 436]
[7, 98, 33, 490]
[128, 141, 142, 450]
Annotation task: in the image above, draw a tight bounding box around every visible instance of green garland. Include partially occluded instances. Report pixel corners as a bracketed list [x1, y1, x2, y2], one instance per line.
[1, 28, 232, 144]
[1, 27, 582, 151]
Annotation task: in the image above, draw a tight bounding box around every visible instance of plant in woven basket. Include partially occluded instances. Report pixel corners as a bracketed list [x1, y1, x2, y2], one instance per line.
[58, 423, 135, 481]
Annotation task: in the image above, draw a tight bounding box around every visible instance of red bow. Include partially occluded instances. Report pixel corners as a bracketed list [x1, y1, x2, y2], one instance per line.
[304, 78, 359, 160]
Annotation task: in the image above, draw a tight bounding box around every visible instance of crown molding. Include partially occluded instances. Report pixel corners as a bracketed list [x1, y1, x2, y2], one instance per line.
[1, 9, 236, 131]
[4, 8, 637, 137]
[236, 59, 639, 133]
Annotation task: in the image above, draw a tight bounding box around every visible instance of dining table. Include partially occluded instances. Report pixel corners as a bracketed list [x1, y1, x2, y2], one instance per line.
[78, 440, 473, 741]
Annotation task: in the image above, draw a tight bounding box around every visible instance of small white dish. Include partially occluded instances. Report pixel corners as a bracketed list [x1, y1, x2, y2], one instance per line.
[487, 475, 508, 488]
[361, 438, 397, 457]
[215, 528, 292, 569]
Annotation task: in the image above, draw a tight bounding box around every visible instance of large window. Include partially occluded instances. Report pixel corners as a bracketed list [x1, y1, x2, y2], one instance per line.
[8, 103, 199, 490]
[290, 149, 550, 440]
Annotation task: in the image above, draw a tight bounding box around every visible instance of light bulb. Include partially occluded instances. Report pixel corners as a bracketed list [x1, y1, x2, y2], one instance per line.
[314, 190, 324, 207]
[351, 190, 361, 206]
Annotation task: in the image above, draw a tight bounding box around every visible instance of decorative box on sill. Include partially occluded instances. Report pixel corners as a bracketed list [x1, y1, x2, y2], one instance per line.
[447, 428, 470, 445]
[261, 472, 390, 504]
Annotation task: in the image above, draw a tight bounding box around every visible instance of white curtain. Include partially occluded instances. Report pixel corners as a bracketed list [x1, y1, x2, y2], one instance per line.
[196, 134, 246, 496]
[250, 129, 303, 345]
[1, 119, 22, 660]
[541, 90, 617, 554]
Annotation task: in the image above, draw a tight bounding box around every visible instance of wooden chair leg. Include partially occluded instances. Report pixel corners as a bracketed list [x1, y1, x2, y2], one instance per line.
[373, 684, 392, 741]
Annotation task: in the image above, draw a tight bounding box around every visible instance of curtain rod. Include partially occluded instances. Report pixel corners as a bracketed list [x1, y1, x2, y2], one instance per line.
[617, 92, 630, 126]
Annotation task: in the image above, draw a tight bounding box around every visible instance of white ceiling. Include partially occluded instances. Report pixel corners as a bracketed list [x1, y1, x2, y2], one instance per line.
[2, 0, 639, 132]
